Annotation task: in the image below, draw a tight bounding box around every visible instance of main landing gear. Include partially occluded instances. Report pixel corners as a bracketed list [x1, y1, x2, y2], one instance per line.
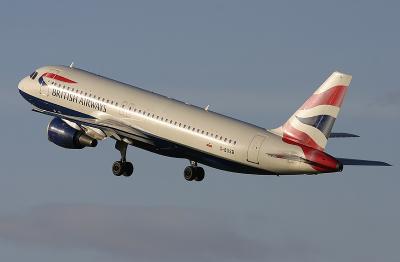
[184, 161, 205, 182]
[112, 140, 134, 177]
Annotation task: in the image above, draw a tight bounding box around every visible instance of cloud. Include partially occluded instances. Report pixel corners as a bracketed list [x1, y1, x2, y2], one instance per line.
[0, 204, 275, 262]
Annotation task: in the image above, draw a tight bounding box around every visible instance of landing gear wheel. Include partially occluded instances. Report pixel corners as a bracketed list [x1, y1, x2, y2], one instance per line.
[184, 165, 205, 182]
[184, 166, 196, 181]
[112, 161, 124, 176]
[112, 140, 134, 177]
[122, 162, 134, 177]
[194, 167, 205, 181]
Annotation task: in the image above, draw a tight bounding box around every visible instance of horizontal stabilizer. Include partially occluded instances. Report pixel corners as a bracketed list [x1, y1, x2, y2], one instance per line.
[329, 132, 359, 138]
[337, 158, 391, 166]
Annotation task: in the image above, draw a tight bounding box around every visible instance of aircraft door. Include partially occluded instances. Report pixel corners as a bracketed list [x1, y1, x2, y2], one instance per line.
[39, 78, 49, 96]
[247, 135, 266, 164]
[40, 69, 59, 96]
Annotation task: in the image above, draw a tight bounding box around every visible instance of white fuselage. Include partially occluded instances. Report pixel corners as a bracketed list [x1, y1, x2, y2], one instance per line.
[18, 66, 319, 175]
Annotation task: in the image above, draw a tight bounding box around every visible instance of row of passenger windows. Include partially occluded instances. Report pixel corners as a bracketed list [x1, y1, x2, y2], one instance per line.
[51, 81, 121, 106]
[50, 80, 238, 145]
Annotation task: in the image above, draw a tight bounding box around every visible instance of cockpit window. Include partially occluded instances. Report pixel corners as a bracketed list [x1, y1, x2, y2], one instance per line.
[29, 71, 38, 80]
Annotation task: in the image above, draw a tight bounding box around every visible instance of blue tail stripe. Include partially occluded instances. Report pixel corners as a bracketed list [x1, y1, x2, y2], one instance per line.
[296, 115, 336, 138]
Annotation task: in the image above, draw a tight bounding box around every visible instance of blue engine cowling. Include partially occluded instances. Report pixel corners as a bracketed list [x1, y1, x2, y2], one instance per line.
[47, 118, 98, 149]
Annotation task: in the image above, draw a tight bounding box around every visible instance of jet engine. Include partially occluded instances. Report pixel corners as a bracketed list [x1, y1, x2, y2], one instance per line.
[47, 118, 98, 149]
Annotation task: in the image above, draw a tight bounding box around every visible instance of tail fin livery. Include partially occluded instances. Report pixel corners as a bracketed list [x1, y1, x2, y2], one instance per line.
[272, 71, 352, 151]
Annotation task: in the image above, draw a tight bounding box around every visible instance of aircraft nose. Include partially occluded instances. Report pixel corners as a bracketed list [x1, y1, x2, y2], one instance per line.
[18, 76, 28, 91]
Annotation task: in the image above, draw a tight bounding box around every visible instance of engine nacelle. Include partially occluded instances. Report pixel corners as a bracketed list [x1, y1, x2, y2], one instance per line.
[47, 118, 98, 149]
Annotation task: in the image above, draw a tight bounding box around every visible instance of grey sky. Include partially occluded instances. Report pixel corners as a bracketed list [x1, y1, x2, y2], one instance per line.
[0, 0, 398, 261]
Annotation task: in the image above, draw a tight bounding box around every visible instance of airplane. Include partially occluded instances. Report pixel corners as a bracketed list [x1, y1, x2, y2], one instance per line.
[18, 65, 391, 181]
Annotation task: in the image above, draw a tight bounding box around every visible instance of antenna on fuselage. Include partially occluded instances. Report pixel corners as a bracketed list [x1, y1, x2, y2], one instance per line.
[69, 62, 74, 68]
[205, 105, 210, 111]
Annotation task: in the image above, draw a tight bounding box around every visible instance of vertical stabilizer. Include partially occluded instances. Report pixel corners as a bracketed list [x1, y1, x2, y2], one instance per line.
[272, 72, 352, 151]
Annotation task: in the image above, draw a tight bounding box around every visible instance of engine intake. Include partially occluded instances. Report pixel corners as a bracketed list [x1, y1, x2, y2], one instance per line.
[47, 118, 98, 149]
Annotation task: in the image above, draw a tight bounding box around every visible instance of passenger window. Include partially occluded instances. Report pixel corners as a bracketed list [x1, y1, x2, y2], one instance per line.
[234, 141, 237, 145]
[115, 102, 118, 106]
[224, 138, 227, 142]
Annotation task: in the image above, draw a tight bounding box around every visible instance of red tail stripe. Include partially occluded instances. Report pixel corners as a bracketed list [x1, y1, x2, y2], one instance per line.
[300, 85, 347, 110]
[283, 123, 323, 152]
[43, 72, 77, 84]
[282, 124, 339, 172]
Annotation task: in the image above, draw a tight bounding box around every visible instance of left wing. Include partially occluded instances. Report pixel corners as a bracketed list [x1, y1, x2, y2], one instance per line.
[32, 107, 150, 142]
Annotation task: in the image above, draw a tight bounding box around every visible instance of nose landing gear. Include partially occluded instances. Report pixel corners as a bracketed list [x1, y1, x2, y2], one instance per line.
[112, 140, 134, 177]
[184, 161, 205, 182]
